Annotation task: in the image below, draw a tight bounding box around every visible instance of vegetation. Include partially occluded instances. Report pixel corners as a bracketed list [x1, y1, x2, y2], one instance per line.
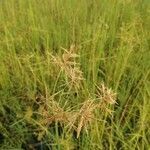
[0, 0, 150, 149]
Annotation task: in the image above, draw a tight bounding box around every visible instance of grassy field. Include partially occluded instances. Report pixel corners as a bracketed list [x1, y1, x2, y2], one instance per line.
[0, 0, 150, 149]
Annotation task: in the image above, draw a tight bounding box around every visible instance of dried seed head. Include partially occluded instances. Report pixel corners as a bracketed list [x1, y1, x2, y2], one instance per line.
[97, 83, 117, 105]
[76, 100, 96, 138]
[51, 45, 84, 89]
[40, 100, 70, 125]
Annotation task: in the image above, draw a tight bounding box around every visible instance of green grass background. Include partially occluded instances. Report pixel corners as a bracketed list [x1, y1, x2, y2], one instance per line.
[0, 0, 150, 149]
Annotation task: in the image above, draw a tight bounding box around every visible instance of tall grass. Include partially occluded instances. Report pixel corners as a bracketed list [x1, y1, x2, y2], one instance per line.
[0, 0, 150, 149]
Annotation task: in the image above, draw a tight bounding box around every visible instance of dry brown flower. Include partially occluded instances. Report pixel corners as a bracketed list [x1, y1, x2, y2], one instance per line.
[35, 83, 117, 139]
[97, 83, 117, 105]
[45, 100, 70, 125]
[76, 100, 97, 138]
[51, 44, 84, 89]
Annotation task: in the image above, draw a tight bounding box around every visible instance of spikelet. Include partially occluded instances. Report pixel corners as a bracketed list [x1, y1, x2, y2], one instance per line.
[51, 44, 84, 89]
[97, 83, 117, 105]
[46, 100, 70, 124]
[76, 100, 96, 138]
